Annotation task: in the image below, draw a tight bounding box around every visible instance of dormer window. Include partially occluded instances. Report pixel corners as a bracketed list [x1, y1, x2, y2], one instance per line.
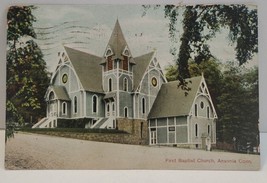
[105, 48, 113, 57]
[122, 47, 130, 57]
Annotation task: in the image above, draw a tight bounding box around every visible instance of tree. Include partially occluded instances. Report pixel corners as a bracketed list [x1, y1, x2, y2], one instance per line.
[144, 4, 258, 82]
[6, 6, 50, 138]
[217, 63, 259, 150]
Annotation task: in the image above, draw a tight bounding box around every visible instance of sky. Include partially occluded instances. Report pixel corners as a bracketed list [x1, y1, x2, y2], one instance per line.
[32, 4, 258, 72]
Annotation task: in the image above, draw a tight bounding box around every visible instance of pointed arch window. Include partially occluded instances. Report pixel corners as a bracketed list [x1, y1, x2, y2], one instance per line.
[92, 95, 98, 113]
[112, 103, 115, 112]
[207, 106, 210, 118]
[108, 78, 112, 92]
[49, 91, 55, 100]
[62, 102, 67, 115]
[107, 104, 110, 112]
[123, 78, 128, 91]
[124, 107, 128, 118]
[208, 124, 211, 136]
[142, 97, 146, 114]
[194, 104, 198, 116]
[195, 124, 198, 137]
[74, 96, 78, 114]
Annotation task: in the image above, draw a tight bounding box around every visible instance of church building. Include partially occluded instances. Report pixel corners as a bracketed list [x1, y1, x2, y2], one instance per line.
[33, 20, 217, 149]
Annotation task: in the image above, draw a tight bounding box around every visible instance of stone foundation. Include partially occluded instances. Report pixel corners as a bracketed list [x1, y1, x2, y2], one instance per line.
[116, 118, 149, 145]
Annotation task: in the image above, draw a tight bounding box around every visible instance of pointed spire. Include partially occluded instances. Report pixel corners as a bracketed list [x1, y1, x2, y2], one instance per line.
[105, 19, 131, 59]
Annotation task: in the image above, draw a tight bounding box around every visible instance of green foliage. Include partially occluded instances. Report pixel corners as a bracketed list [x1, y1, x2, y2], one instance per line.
[7, 6, 36, 42]
[165, 64, 178, 82]
[6, 6, 50, 140]
[144, 5, 258, 81]
[217, 63, 259, 148]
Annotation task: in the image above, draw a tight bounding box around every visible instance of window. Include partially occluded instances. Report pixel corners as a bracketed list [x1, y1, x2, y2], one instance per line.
[107, 104, 110, 112]
[207, 106, 210, 118]
[151, 77, 158, 87]
[107, 56, 113, 70]
[194, 104, 198, 116]
[123, 56, 128, 70]
[200, 101, 204, 109]
[74, 96, 78, 114]
[62, 102, 67, 115]
[124, 107, 128, 118]
[169, 127, 175, 131]
[108, 78, 112, 92]
[195, 124, 198, 137]
[62, 74, 68, 84]
[92, 95, 98, 113]
[142, 98, 146, 114]
[112, 103, 115, 111]
[208, 125, 211, 135]
[123, 78, 128, 91]
[49, 91, 55, 100]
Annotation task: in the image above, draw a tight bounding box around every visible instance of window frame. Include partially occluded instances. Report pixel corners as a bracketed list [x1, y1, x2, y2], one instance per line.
[62, 102, 67, 115]
[123, 77, 128, 92]
[124, 107, 128, 118]
[108, 78, 112, 92]
[73, 96, 78, 114]
[92, 95, 98, 114]
[142, 97, 146, 114]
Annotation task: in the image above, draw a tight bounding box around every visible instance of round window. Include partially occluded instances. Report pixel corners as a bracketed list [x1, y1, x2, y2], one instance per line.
[200, 101, 204, 109]
[62, 74, 68, 84]
[151, 77, 158, 87]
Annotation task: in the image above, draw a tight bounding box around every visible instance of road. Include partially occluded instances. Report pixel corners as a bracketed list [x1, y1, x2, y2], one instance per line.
[5, 132, 260, 170]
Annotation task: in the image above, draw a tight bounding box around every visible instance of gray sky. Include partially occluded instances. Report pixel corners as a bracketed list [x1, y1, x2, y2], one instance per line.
[32, 4, 257, 72]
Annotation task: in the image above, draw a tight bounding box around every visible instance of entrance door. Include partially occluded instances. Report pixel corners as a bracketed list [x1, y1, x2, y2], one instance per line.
[106, 102, 116, 117]
[150, 128, 157, 145]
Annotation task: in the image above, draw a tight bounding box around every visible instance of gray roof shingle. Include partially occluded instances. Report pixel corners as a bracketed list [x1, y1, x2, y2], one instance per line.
[106, 19, 132, 59]
[64, 46, 103, 93]
[51, 85, 71, 101]
[148, 76, 202, 119]
[133, 52, 154, 91]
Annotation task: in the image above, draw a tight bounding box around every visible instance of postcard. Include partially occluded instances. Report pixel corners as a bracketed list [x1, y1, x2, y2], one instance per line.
[5, 4, 260, 170]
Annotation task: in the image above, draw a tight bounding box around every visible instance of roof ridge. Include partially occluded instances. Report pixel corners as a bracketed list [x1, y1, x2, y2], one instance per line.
[64, 46, 102, 59]
[134, 51, 155, 59]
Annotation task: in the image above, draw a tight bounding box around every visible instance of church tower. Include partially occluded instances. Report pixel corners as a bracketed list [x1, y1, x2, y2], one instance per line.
[101, 20, 135, 119]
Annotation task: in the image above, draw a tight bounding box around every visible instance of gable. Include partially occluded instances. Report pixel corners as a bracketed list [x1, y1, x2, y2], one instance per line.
[64, 46, 103, 93]
[148, 76, 202, 119]
[132, 52, 155, 91]
[45, 85, 71, 101]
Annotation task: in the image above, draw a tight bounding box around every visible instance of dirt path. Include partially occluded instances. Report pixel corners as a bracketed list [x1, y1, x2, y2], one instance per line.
[5, 132, 260, 170]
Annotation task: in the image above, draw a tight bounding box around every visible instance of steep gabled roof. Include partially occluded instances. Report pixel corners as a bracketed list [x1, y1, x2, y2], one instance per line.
[64, 46, 103, 93]
[148, 76, 202, 119]
[46, 85, 70, 101]
[106, 19, 131, 59]
[133, 52, 154, 91]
